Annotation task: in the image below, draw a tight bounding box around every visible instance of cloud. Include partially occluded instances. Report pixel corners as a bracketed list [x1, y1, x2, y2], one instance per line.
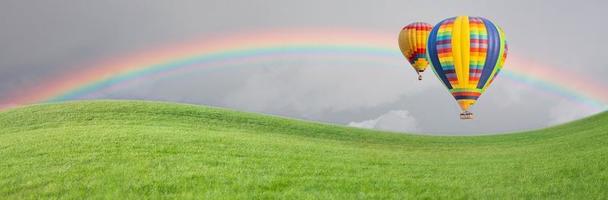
[222, 60, 431, 116]
[348, 110, 418, 132]
[494, 80, 526, 108]
[548, 100, 603, 125]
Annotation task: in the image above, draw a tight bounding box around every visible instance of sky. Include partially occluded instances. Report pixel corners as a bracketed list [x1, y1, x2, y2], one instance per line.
[1, 0, 606, 134]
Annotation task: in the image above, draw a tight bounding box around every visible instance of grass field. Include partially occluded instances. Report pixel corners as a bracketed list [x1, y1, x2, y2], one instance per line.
[0, 100, 606, 199]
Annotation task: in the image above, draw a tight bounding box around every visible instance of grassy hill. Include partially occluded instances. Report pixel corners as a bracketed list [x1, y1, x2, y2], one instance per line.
[0, 100, 606, 199]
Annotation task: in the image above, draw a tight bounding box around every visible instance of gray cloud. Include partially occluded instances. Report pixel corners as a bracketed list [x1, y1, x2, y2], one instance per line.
[222, 60, 430, 115]
[548, 100, 601, 125]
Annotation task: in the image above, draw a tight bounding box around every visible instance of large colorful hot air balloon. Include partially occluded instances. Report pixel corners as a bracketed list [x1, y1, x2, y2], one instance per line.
[427, 16, 508, 119]
[398, 22, 433, 80]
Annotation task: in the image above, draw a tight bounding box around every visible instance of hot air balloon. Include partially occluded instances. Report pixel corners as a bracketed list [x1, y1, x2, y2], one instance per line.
[398, 22, 433, 80]
[427, 16, 508, 119]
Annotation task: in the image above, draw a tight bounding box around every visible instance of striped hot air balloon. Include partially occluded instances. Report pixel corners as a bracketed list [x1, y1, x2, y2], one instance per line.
[398, 22, 433, 80]
[427, 16, 508, 119]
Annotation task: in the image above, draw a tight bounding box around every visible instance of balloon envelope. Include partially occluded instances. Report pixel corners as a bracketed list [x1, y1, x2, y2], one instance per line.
[427, 16, 508, 112]
[398, 22, 432, 78]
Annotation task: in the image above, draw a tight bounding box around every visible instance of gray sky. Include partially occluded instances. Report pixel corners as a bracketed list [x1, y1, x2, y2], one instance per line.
[1, 0, 606, 134]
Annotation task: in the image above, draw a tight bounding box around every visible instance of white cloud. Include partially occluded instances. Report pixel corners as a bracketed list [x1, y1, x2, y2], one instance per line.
[348, 110, 418, 132]
[548, 100, 603, 125]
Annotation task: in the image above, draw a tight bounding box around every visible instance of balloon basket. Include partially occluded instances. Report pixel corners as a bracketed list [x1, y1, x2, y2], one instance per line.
[418, 75, 423, 81]
[460, 111, 474, 120]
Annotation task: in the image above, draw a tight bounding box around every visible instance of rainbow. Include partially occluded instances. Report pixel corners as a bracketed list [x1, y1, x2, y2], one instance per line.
[0, 28, 606, 111]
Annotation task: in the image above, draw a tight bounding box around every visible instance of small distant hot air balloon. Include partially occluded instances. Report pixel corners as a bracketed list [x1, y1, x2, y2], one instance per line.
[398, 22, 433, 80]
[427, 16, 508, 119]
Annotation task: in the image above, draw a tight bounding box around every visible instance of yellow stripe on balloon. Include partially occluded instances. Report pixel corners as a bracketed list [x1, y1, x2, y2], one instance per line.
[452, 16, 463, 87]
[398, 30, 411, 59]
[412, 29, 420, 67]
[460, 16, 471, 88]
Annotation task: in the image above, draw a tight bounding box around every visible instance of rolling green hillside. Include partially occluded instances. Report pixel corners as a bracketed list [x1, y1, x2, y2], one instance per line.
[0, 101, 606, 199]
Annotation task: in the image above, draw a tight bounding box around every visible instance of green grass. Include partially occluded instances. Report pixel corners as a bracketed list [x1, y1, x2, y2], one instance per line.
[0, 100, 606, 199]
